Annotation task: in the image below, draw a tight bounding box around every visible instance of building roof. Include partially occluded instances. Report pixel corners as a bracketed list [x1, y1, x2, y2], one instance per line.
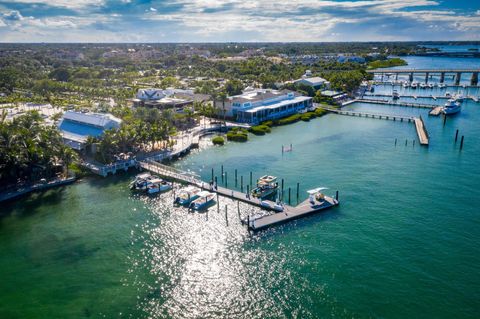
[295, 77, 329, 86]
[62, 110, 122, 128]
[244, 96, 311, 113]
[229, 89, 296, 104]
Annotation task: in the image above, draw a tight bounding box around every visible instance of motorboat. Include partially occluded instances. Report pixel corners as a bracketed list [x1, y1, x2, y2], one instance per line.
[251, 175, 278, 199]
[438, 83, 446, 89]
[147, 178, 172, 194]
[189, 191, 215, 210]
[428, 83, 435, 89]
[420, 83, 427, 89]
[454, 94, 465, 102]
[307, 187, 338, 206]
[175, 186, 201, 205]
[130, 173, 154, 191]
[443, 99, 461, 115]
[411, 82, 418, 89]
[402, 82, 410, 88]
[392, 90, 400, 100]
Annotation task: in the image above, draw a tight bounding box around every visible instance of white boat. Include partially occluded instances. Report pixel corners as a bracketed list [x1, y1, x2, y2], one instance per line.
[251, 175, 278, 199]
[420, 83, 427, 89]
[402, 82, 410, 88]
[455, 94, 465, 102]
[443, 99, 461, 115]
[392, 89, 400, 100]
[307, 187, 338, 206]
[438, 83, 446, 89]
[428, 83, 435, 89]
[175, 186, 201, 205]
[147, 178, 172, 194]
[411, 82, 418, 89]
[189, 191, 215, 210]
[130, 173, 153, 191]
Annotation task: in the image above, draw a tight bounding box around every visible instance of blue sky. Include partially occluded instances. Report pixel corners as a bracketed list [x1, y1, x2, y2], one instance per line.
[0, 0, 479, 42]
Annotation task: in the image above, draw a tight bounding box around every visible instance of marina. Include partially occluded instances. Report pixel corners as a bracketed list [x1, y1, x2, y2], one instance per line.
[138, 160, 339, 230]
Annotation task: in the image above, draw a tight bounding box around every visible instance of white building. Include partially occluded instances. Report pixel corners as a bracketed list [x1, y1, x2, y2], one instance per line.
[58, 111, 122, 150]
[220, 89, 313, 124]
[294, 76, 330, 90]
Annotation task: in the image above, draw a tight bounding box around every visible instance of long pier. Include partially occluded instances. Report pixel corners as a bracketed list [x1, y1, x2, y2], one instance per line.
[138, 160, 339, 231]
[357, 98, 436, 109]
[323, 107, 429, 145]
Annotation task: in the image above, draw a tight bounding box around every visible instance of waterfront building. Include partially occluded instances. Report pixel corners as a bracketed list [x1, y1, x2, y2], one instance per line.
[58, 111, 122, 150]
[337, 55, 366, 63]
[320, 90, 349, 104]
[219, 89, 313, 124]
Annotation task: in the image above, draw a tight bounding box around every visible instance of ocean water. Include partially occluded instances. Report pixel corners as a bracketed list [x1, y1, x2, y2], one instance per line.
[1, 55, 480, 318]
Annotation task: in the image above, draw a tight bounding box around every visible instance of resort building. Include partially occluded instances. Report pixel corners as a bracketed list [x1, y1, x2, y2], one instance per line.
[219, 89, 313, 124]
[132, 88, 208, 110]
[320, 90, 349, 104]
[58, 111, 122, 150]
[295, 76, 330, 90]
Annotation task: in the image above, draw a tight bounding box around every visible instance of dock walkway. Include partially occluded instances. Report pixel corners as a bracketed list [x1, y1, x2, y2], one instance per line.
[138, 160, 339, 230]
[414, 117, 429, 145]
[357, 98, 436, 109]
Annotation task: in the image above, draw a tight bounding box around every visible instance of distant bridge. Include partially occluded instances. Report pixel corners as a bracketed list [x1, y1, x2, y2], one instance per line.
[367, 68, 480, 85]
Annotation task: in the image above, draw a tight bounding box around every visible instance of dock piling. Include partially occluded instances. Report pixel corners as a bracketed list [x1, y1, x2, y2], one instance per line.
[413, 140, 415, 147]
[455, 129, 459, 142]
[235, 169, 237, 186]
[288, 188, 291, 205]
[246, 185, 249, 196]
[460, 135, 464, 150]
[225, 172, 228, 187]
[296, 182, 299, 203]
[395, 138, 397, 146]
[211, 168, 214, 181]
[336, 190, 339, 201]
[221, 165, 224, 182]
[281, 179, 284, 200]
[241, 176, 243, 192]
[405, 139, 408, 146]
[250, 171, 252, 187]
[443, 114, 447, 126]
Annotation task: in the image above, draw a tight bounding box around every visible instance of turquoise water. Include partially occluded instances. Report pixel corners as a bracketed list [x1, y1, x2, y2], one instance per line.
[2, 55, 480, 318]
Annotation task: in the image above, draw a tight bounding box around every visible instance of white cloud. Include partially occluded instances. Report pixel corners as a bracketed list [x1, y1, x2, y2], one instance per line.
[3, 10, 24, 21]
[8, 0, 104, 9]
[150, 7, 157, 12]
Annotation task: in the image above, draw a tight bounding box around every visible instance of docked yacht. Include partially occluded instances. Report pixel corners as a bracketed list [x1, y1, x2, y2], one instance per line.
[189, 191, 215, 210]
[443, 99, 461, 115]
[411, 82, 418, 89]
[130, 173, 154, 191]
[428, 83, 435, 89]
[420, 83, 427, 89]
[251, 175, 279, 199]
[175, 186, 201, 205]
[147, 178, 172, 194]
[438, 83, 446, 89]
[402, 82, 410, 88]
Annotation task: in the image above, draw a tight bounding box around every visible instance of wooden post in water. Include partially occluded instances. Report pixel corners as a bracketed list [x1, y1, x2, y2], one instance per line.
[288, 187, 291, 205]
[460, 135, 464, 150]
[443, 114, 447, 126]
[211, 168, 214, 181]
[241, 176, 243, 192]
[405, 139, 408, 146]
[221, 165, 224, 182]
[413, 140, 415, 148]
[395, 138, 397, 146]
[455, 129, 459, 142]
[225, 171, 228, 188]
[336, 190, 339, 201]
[235, 169, 237, 186]
[250, 171, 253, 187]
[281, 179, 284, 201]
[246, 185, 250, 196]
[214, 176, 217, 188]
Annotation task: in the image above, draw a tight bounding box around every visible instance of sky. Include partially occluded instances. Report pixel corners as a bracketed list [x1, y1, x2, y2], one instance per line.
[0, 0, 479, 42]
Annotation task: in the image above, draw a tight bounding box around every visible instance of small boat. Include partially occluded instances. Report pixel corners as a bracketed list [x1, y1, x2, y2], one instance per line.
[392, 90, 400, 100]
[428, 83, 435, 89]
[411, 82, 418, 89]
[130, 173, 153, 191]
[175, 186, 201, 205]
[420, 83, 427, 89]
[443, 99, 461, 115]
[251, 175, 279, 199]
[402, 82, 410, 88]
[147, 178, 172, 194]
[307, 187, 338, 206]
[438, 83, 446, 89]
[455, 94, 465, 102]
[189, 191, 215, 210]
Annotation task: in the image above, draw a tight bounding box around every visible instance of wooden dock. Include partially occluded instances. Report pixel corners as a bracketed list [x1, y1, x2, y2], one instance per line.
[323, 107, 429, 146]
[138, 160, 339, 230]
[357, 98, 436, 109]
[429, 106, 444, 116]
[414, 117, 429, 145]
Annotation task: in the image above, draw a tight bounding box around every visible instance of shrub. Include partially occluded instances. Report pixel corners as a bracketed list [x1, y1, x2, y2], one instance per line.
[301, 113, 315, 121]
[277, 114, 302, 125]
[314, 107, 328, 117]
[212, 136, 225, 145]
[226, 131, 248, 142]
[261, 120, 273, 127]
[249, 124, 271, 135]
